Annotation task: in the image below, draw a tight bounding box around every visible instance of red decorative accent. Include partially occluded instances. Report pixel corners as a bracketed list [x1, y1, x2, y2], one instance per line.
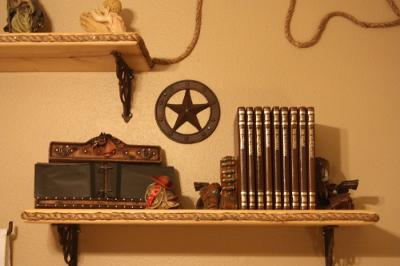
[146, 184, 161, 207]
[150, 175, 171, 188]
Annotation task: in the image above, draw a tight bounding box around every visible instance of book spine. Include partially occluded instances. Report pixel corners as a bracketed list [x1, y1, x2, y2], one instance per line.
[263, 107, 274, 210]
[272, 106, 282, 209]
[254, 107, 265, 209]
[307, 107, 316, 210]
[299, 107, 308, 210]
[237, 107, 248, 209]
[246, 107, 256, 210]
[281, 107, 290, 210]
[290, 107, 300, 209]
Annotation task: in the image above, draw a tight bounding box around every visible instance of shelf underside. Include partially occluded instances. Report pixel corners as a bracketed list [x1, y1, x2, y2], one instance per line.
[21, 209, 379, 226]
[0, 33, 153, 72]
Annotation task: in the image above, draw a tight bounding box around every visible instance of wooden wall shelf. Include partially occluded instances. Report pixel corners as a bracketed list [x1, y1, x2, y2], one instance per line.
[0, 33, 153, 72]
[21, 209, 379, 266]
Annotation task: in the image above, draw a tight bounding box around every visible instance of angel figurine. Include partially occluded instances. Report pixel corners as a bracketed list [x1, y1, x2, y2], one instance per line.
[3, 0, 44, 33]
[80, 0, 126, 33]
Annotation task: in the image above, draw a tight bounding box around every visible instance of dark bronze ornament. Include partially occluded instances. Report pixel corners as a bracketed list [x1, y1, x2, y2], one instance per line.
[155, 80, 220, 144]
[316, 157, 359, 209]
[4, 0, 45, 33]
[194, 182, 222, 209]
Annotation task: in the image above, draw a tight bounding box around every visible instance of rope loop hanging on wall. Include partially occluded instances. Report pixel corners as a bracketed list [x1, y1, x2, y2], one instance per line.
[285, 0, 400, 48]
[151, 0, 400, 63]
[152, 0, 203, 65]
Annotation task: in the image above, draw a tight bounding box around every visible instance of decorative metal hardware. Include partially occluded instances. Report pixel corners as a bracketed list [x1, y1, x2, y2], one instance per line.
[155, 80, 220, 144]
[98, 163, 114, 198]
[112, 51, 135, 123]
[322, 226, 336, 266]
[57, 224, 80, 266]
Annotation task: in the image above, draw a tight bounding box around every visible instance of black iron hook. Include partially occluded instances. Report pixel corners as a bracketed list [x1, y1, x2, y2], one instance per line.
[7, 221, 13, 236]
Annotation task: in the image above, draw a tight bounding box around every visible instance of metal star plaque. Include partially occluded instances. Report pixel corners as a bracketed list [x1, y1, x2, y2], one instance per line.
[155, 80, 220, 144]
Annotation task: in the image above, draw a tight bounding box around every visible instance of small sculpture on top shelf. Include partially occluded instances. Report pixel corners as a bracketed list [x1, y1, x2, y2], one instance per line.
[316, 157, 359, 210]
[3, 0, 44, 33]
[194, 182, 221, 209]
[80, 0, 126, 33]
[193, 156, 238, 210]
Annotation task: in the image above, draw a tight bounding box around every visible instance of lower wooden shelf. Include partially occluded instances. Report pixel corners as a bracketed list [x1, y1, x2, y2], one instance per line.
[21, 209, 379, 266]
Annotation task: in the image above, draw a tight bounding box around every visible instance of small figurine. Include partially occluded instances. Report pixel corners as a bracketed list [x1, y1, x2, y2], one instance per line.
[80, 0, 126, 33]
[145, 176, 180, 209]
[316, 157, 359, 209]
[194, 182, 222, 209]
[3, 0, 44, 33]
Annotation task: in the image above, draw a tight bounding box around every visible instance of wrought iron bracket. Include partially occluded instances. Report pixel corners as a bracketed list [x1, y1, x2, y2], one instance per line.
[112, 51, 135, 123]
[57, 224, 80, 266]
[322, 225, 336, 266]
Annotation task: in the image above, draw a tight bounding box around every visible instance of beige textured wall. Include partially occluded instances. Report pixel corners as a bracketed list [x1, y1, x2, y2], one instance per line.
[1, 0, 400, 265]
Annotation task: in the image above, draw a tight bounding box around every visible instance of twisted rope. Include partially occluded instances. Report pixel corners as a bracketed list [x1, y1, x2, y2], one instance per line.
[151, 0, 203, 65]
[0, 33, 139, 42]
[285, 0, 400, 48]
[21, 211, 379, 223]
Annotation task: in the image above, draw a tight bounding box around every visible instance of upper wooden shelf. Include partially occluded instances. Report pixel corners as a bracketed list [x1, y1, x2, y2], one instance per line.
[0, 33, 153, 72]
[21, 209, 379, 226]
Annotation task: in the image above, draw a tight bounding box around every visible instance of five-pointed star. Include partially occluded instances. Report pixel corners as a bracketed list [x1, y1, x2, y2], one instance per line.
[166, 89, 210, 131]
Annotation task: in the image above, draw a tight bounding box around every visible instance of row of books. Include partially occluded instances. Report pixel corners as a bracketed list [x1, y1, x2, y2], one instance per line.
[235, 106, 316, 210]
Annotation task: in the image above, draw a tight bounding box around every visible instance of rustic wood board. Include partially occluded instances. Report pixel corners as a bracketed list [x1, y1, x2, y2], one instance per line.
[21, 209, 379, 226]
[0, 33, 153, 72]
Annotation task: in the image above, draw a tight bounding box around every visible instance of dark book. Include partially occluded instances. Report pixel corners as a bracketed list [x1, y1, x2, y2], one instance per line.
[299, 107, 308, 210]
[263, 107, 274, 210]
[254, 107, 265, 209]
[236, 107, 248, 209]
[272, 106, 282, 209]
[307, 107, 316, 210]
[246, 107, 256, 209]
[289, 107, 300, 209]
[281, 107, 290, 210]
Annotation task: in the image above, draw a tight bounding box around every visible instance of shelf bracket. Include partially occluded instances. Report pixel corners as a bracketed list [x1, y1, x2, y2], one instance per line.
[57, 224, 80, 266]
[112, 51, 135, 123]
[322, 226, 336, 266]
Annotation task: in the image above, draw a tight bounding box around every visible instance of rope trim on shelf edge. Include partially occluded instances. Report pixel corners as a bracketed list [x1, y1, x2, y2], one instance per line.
[21, 211, 379, 223]
[0, 33, 140, 42]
